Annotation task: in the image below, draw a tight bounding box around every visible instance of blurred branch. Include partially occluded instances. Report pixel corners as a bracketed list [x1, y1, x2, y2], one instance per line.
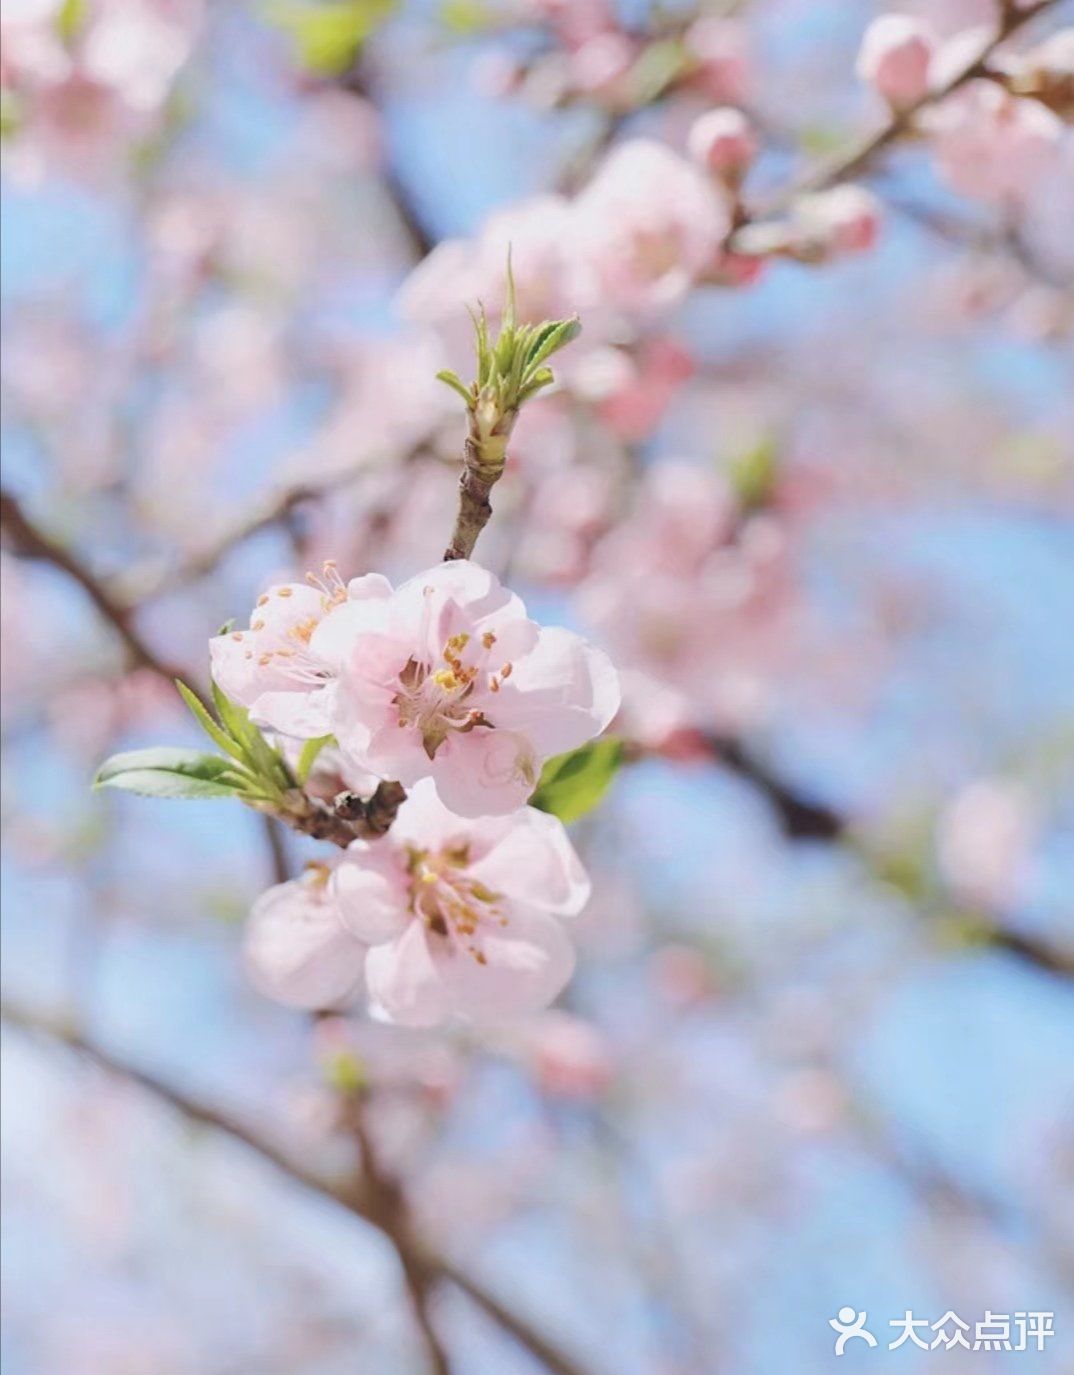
[340, 1092, 453, 1375]
[703, 734, 843, 841]
[695, 734, 1074, 981]
[115, 443, 439, 608]
[0, 487, 191, 685]
[1, 999, 599, 1375]
[885, 193, 1074, 294]
[730, 0, 1058, 248]
[341, 57, 435, 258]
[261, 814, 293, 885]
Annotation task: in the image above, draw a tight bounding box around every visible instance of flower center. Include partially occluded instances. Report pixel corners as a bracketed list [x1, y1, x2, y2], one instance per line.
[407, 843, 506, 964]
[393, 630, 513, 760]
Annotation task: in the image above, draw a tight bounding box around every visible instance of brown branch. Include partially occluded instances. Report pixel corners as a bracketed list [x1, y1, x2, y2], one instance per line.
[695, 734, 1074, 980]
[269, 781, 408, 849]
[341, 1093, 453, 1375]
[260, 814, 292, 885]
[443, 424, 515, 563]
[0, 488, 189, 685]
[1, 999, 598, 1375]
[729, 0, 1058, 248]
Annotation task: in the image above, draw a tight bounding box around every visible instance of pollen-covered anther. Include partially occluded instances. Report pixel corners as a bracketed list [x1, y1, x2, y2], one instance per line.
[305, 560, 348, 610]
[303, 861, 333, 890]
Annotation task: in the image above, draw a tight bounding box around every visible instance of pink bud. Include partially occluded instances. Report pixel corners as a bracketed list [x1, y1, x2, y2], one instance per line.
[794, 184, 882, 255]
[856, 14, 935, 108]
[687, 107, 758, 177]
[708, 247, 767, 288]
[569, 31, 636, 99]
[684, 18, 750, 103]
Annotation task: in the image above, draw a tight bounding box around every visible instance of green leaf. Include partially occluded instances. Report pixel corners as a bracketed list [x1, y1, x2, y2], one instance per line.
[94, 748, 242, 800]
[529, 738, 623, 824]
[296, 734, 334, 785]
[517, 366, 555, 403]
[523, 317, 581, 376]
[211, 680, 292, 790]
[436, 369, 473, 405]
[263, 0, 397, 75]
[175, 679, 251, 765]
[630, 37, 686, 104]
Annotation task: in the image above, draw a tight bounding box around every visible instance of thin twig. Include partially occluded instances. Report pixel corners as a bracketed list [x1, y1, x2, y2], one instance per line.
[1, 1000, 599, 1375]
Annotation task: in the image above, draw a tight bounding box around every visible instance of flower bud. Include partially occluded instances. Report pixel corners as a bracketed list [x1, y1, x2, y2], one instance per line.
[684, 17, 750, 103]
[856, 14, 935, 108]
[793, 184, 882, 256]
[687, 107, 758, 179]
[569, 31, 636, 102]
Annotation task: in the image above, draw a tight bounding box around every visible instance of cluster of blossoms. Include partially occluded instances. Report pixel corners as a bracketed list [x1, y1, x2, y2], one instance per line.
[1, 0, 204, 184]
[474, 3, 751, 120]
[211, 559, 619, 1027]
[402, 135, 877, 353]
[857, 13, 1070, 208]
[577, 461, 798, 746]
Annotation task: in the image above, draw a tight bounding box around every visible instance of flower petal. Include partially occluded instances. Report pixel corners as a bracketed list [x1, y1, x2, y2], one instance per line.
[498, 626, 621, 755]
[433, 905, 576, 1023]
[365, 920, 451, 1028]
[332, 842, 409, 944]
[469, 807, 590, 916]
[243, 879, 365, 1010]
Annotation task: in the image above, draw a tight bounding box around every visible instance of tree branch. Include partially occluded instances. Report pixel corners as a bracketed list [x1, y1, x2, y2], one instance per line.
[729, 0, 1058, 249]
[0, 488, 189, 685]
[1, 999, 599, 1375]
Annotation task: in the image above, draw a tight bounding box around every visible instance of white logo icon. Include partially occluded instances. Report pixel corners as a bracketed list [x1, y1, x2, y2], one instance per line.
[830, 1308, 878, 1355]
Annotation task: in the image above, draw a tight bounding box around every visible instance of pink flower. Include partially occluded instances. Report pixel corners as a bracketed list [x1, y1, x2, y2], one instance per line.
[687, 107, 758, 178]
[316, 560, 619, 816]
[243, 863, 366, 1010]
[573, 140, 730, 312]
[596, 336, 695, 441]
[209, 564, 391, 738]
[332, 780, 589, 1027]
[928, 79, 1064, 205]
[856, 14, 936, 108]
